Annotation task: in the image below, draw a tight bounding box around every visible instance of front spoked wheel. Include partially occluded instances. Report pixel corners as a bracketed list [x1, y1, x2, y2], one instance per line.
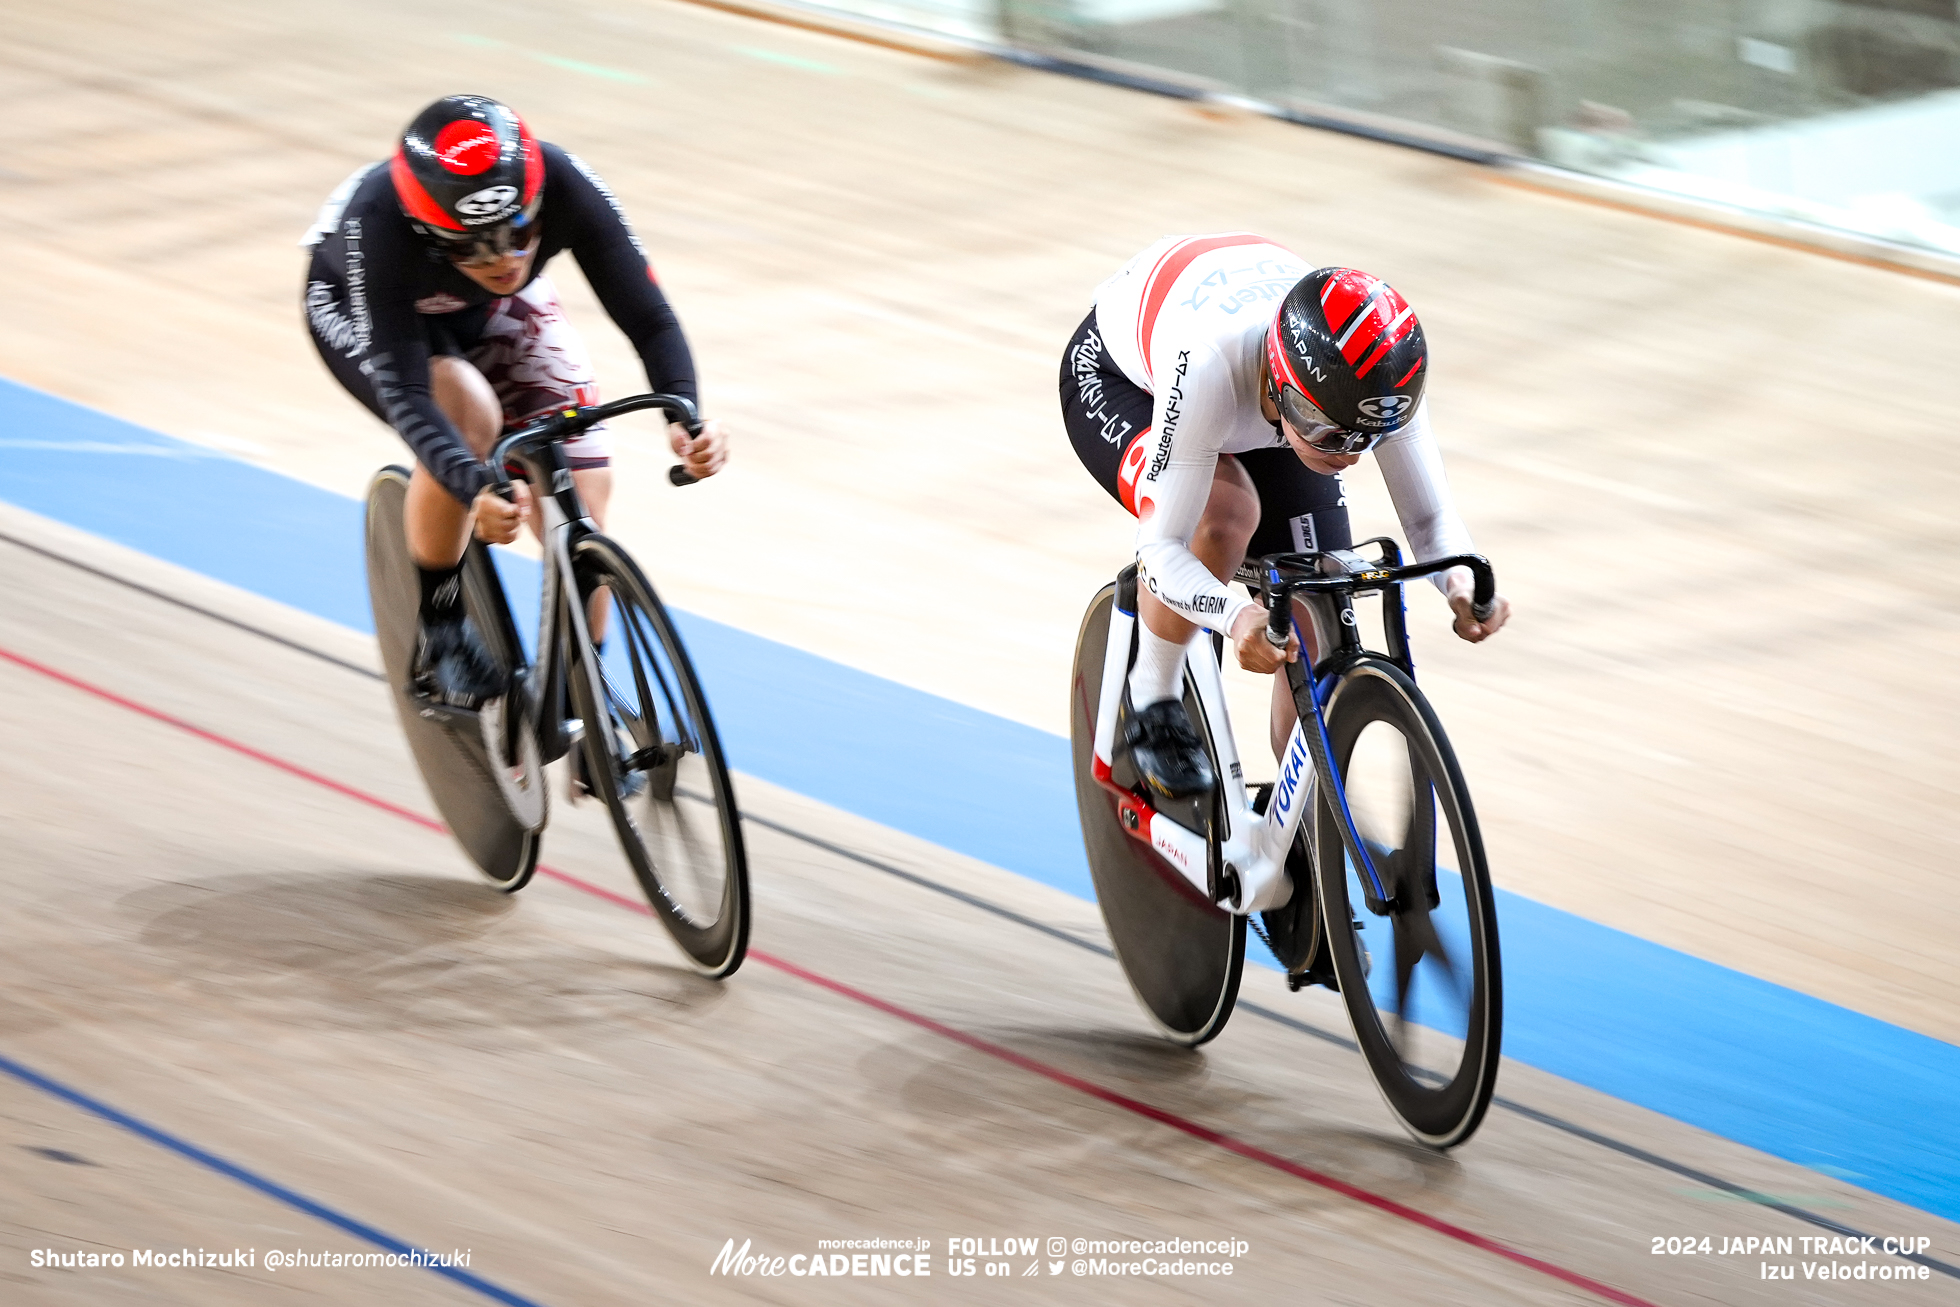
[1312, 658, 1501, 1148]
[568, 535, 750, 977]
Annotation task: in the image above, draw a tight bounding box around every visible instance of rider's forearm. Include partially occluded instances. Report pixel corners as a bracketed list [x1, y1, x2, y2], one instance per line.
[1130, 344, 1253, 633]
[1135, 538, 1253, 633]
[1133, 458, 1254, 634]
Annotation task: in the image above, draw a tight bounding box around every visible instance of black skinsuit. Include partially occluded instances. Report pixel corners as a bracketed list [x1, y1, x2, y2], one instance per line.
[303, 143, 696, 505]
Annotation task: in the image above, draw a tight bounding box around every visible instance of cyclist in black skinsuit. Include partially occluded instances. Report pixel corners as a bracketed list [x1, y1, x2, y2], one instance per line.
[303, 93, 726, 709]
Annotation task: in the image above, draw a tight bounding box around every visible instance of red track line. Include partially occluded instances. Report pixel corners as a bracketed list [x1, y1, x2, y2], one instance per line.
[0, 646, 446, 835]
[2, 641, 1660, 1307]
[756, 952, 1659, 1307]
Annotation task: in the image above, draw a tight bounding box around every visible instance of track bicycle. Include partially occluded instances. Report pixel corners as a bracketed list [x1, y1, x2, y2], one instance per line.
[1069, 540, 1502, 1147]
[364, 393, 749, 978]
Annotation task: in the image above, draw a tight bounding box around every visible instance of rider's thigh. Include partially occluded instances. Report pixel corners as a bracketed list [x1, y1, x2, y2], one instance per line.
[572, 467, 613, 530]
[1192, 454, 1260, 569]
[429, 355, 503, 459]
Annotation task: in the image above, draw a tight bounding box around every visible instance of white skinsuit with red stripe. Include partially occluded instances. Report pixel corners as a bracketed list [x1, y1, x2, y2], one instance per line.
[1093, 233, 1477, 635]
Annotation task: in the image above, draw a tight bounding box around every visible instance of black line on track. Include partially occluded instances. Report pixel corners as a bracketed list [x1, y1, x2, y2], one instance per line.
[1491, 1098, 1960, 1279]
[15, 528, 1957, 1278]
[0, 529, 384, 683]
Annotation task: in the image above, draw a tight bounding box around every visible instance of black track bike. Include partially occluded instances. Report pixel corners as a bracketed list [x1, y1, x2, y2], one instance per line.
[364, 393, 749, 978]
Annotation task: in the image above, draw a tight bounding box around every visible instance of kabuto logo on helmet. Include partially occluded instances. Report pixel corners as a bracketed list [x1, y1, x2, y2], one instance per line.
[1355, 394, 1415, 427]
[433, 120, 502, 175]
[455, 185, 519, 220]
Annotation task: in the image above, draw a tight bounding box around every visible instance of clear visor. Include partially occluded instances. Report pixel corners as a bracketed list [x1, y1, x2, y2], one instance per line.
[1277, 383, 1382, 455]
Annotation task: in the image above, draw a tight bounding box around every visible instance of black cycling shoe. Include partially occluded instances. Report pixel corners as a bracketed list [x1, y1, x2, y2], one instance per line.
[410, 615, 505, 709]
[1123, 697, 1216, 801]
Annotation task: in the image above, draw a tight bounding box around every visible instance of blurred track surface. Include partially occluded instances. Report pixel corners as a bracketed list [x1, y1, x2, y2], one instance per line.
[4, 508, 1956, 1304]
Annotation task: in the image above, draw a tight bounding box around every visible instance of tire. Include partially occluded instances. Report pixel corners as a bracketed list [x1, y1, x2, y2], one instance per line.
[363, 467, 542, 890]
[1310, 657, 1501, 1148]
[1070, 584, 1244, 1046]
[567, 534, 749, 978]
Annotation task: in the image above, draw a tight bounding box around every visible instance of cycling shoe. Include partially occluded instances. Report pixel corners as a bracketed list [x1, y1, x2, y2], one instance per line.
[1123, 697, 1216, 801]
[411, 615, 506, 710]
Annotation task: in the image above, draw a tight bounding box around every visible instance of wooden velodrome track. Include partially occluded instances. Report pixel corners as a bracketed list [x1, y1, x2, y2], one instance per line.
[5, 0, 1959, 1302]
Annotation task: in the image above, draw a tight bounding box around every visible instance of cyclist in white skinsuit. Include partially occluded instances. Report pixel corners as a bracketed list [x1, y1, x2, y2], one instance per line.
[1060, 232, 1512, 798]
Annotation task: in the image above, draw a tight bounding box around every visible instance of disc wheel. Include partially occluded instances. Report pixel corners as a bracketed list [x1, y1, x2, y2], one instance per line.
[1070, 583, 1244, 1046]
[364, 466, 542, 890]
[567, 534, 749, 977]
[1312, 658, 1501, 1147]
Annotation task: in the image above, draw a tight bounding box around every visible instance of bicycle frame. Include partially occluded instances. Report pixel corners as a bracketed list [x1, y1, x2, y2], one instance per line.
[1089, 543, 1495, 917]
[484, 393, 701, 765]
[1090, 568, 1312, 914]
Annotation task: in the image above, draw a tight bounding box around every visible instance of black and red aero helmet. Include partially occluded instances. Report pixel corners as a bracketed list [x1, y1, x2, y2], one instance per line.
[1265, 268, 1427, 449]
[391, 94, 543, 245]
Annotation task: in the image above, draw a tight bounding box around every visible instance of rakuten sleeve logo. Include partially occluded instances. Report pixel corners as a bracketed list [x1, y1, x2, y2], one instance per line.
[433, 121, 501, 175]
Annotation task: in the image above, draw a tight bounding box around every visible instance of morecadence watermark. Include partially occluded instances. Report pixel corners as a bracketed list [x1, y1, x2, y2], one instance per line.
[710, 1235, 1250, 1281]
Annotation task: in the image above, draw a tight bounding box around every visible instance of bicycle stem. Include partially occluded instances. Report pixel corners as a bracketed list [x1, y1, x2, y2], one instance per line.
[486, 392, 705, 497]
[1259, 548, 1497, 635]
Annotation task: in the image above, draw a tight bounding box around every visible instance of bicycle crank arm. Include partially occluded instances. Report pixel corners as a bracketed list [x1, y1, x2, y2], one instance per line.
[625, 742, 688, 771]
[1097, 765, 1294, 915]
[404, 685, 483, 728]
[1108, 784, 1212, 902]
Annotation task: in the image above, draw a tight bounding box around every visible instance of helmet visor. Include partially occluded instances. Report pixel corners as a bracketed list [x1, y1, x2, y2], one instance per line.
[430, 219, 540, 267]
[1277, 383, 1383, 455]
[423, 189, 544, 266]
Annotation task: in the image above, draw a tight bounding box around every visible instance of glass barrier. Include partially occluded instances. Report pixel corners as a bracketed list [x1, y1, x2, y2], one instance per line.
[802, 0, 1960, 259]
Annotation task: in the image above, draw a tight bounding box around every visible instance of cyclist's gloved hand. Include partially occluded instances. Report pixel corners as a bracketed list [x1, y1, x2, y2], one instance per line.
[1231, 605, 1297, 675]
[472, 480, 532, 546]
[1446, 571, 1511, 643]
[670, 418, 729, 481]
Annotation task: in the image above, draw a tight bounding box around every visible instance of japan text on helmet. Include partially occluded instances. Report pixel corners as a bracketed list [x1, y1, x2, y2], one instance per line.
[390, 95, 544, 259]
[1264, 268, 1427, 455]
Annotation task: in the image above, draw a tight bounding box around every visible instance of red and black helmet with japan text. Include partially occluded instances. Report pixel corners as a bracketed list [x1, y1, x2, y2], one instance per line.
[390, 94, 543, 258]
[1265, 268, 1427, 455]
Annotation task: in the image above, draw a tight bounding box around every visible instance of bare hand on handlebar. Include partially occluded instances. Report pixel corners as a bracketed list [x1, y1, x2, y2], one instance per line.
[670, 418, 727, 481]
[1446, 571, 1511, 642]
[1232, 604, 1298, 674]
[473, 480, 532, 545]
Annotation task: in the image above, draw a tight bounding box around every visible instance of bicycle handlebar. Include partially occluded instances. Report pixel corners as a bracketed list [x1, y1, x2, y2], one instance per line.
[487, 392, 705, 496]
[1258, 548, 1497, 648]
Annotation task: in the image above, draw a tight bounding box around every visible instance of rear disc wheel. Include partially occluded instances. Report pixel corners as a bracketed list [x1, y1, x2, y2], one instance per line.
[1069, 583, 1244, 1046]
